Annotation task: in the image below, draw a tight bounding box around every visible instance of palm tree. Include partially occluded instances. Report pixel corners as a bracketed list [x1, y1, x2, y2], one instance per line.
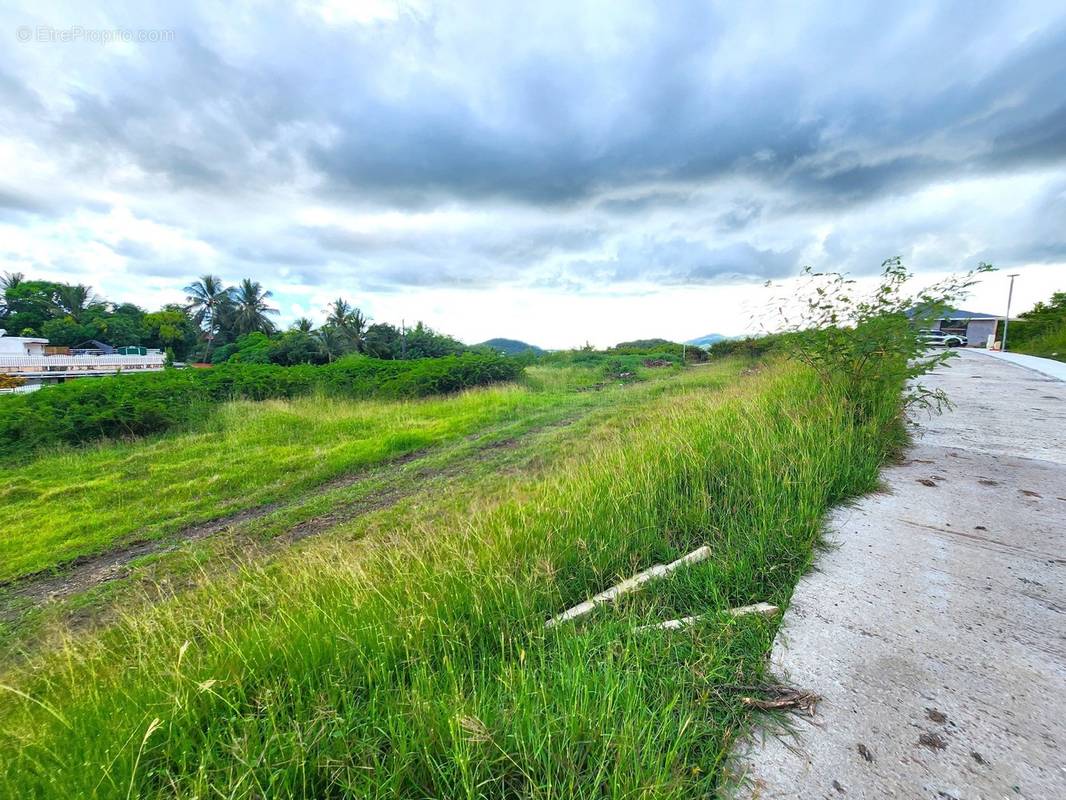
[0, 272, 22, 322]
[326, 299, 352, 328]
[184, 275, 233, 359]
[326, 298, 368, 353]
[53, 284, 99, 322]
[315, 326, 345, 363]
[231, 278, 278, 336]
[292, 317, 315, 333]
[1, 271, 23, 294]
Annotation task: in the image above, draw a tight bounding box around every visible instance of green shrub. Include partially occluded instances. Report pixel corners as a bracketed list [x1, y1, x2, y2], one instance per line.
[771, 258, 992, 427]
[609, 339, 709, 363]
[1008, 291, 1066, 361]
[1013, 327, 1066, 361]
[0, 354, 522, 461]
[536, 344, 692, 378]
[706, 333, 790, 359]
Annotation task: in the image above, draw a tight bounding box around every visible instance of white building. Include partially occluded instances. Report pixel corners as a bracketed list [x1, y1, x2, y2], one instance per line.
[0, 330, 165, 387]
[0, 333, 48, 357]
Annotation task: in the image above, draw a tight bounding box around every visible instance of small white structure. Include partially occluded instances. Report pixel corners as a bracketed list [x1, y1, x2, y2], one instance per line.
[0, 332, 48, 357]
[0, 329, 165, 386]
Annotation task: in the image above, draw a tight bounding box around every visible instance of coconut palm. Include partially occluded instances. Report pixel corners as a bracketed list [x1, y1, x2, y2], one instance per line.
[184, 274, 233, 359]
[231, 279, 278, 336]
[325, 299, 352, 328]
[315, 326, 345, 363]
[325, 298, 368, 353]
[292, 317, 315, 333]
[0, 272, 22, 322]
[1, 271, 23, 294]
[52, 284, 99, 322]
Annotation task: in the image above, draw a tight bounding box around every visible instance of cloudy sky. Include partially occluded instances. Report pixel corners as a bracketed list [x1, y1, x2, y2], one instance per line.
[1, 1, 1064, 347]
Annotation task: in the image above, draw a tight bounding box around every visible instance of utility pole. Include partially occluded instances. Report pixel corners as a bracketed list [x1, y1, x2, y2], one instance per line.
[1002, 273, 1019, 351]
[401, 319, 406, 359]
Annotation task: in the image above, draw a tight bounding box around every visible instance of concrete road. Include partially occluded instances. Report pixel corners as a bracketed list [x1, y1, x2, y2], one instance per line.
[970, 349, 1066, 383]
[728, 350, 1066, 800]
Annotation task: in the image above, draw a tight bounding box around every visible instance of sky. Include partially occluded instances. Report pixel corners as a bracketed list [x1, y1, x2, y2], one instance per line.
[1, 1, 1064, 349]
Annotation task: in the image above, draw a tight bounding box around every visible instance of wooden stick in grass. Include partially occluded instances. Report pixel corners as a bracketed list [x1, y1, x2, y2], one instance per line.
[545, 545, 712, 629]
[635, 601, 779, 632]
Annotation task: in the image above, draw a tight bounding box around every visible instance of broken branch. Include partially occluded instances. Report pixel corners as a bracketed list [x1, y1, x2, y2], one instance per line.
[723, 684, 820, 716]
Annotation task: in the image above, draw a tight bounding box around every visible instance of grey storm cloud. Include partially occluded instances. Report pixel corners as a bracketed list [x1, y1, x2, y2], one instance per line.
[0, 188, 47, 217]
[571, 239, 801, 286]
[1, 0, 1065, 293]
[295, 219, 604, 289]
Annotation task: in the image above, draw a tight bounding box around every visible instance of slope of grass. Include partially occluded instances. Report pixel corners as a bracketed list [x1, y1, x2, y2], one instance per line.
[0, 363, 700, 584]
[1007, 293, 1066, 362]
[0, 360, 903, 798]
[1013, 327, 1066, 362]
[0, 363, 739, 654]
[0, 380, 584, 584]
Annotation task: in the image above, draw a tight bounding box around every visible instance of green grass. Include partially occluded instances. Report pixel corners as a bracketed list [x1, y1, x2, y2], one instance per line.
[0, 378, 592, 584]
[0, 359, 903, 798]
[1013, 327, 1066, 362]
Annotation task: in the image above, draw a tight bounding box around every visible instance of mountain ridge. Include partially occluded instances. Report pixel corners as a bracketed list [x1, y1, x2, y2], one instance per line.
[685, 333, 728, 347]
[477, 337, 545, 355]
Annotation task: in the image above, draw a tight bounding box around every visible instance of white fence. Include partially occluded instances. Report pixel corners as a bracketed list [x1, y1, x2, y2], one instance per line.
[0, 353, 165, 379]
[0, 383, 42, 395]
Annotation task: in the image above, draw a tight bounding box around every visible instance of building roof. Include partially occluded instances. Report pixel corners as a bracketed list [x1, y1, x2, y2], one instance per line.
[72, 339, 116, 353]
[0, 330, 48, 343]
[938, 309, 999, 320]
[906, 307, 1000, 321]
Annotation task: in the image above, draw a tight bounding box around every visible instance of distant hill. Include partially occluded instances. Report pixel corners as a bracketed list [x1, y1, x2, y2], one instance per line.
[477, 337, 545, 355]
[611, 338, 677, 351]
[685, 333, 727, 347]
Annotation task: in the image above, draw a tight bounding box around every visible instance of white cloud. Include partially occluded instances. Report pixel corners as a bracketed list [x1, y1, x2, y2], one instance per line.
[0, 0, 1063, 345]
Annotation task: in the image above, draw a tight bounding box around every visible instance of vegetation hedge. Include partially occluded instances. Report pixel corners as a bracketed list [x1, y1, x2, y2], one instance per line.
[609, 339, 709, 363]
[538, 348, 687, 375]
[1008, 291, 1066, 362]
[705, 333, 793, 359]
[0, 354, 521, 460]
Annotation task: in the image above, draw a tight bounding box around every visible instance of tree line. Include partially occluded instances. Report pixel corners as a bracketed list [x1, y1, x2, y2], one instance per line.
[0, 272, 469, 365]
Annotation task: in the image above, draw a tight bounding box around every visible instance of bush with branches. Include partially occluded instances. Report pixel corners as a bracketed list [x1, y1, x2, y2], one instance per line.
[768, 257, 994, 431]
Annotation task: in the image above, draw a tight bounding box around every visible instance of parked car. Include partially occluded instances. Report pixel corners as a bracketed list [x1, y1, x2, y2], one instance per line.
[918, 329, 968, 347]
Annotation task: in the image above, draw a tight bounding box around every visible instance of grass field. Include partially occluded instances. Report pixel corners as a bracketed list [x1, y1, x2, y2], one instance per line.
[0, 358, 903, 797]
[0, 364, 640, 584]
[0, 386, 546, 583]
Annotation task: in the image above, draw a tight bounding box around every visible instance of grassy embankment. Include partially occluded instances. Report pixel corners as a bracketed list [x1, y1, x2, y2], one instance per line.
[0, 355, 904, 798]
[1013, 327, 1066, 362]
[0, 360, 683, 584]
[1004, 291, 1066, 362]
[1, 381, 559, 583]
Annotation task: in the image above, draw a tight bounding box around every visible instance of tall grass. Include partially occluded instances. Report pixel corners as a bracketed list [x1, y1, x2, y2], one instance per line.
[0, 354, 520, 462]
[521, 364, 604, 392]
[0, 361, 902, 797]
[0, 382, 590, 583]
[1013, 326, 1066, 362]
